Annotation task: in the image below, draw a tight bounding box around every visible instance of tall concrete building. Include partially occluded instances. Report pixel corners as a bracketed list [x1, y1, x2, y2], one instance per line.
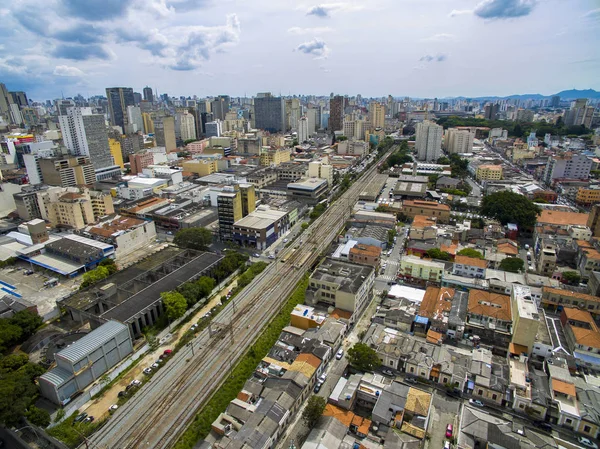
[369, 101, 385, 129]
[217, 184, 256, 241]
[177, 111, 197, 142]
[10, 91, 28, 108]
[143, 86, 154, 103]
[306, 107, 318, 134]
[211, 95, 230, 121]
[59, 107, 119, 180]
[329, 95, 345, 131]
[587, 205, 600, 238]
[153, 116, 176, 152]
[0, 83, 12, 123]
[126, 106, 144, 134]
[39, 156, 96, 187]
[544, 153, 592, 184]
[484, 103, 500, 120]
[55, 99, 76, 116]
[445, 128, 474, 154]
[285, 98, 301, 131]
[298, 116, 309, 143]
[415, 120, 443, 161]
[106, 87, 135, 131]
[254, 93, 285, 133]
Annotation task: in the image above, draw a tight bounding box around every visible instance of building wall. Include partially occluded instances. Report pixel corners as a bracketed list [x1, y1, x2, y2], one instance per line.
[109, 138, 124, 168]
[182, 159, 219, 176]
[476, 166, 503, 181]
[114, 221, 157, 258]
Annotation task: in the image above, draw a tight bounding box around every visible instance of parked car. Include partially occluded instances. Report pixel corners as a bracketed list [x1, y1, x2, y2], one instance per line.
[109, 405, 118, 412]
[469, 399, 484, 407]
[253, 253, 260, 258]
[283, 238, 289, 243]
[163, 349, 172, 355]
[143, 367, 152, 375]
[318, 373, 327, 383]
[314, 382, 322, 393]
[73, 413, 88, 423]
[532, 421, 552, 432]
[382, 369, 395, 376]
[578, 437, 599, 449]
[404, 377, 417, 384]
[151, 363, 159, 369]
[444, 441, 451, 449]
[446, 424, 453, 438]
[118, 390, 127, 397]
[190, 323, 198, 331]
[83, 416, 94, 423]
[130, 379, 142, 387]
[336, 349, 344, 360]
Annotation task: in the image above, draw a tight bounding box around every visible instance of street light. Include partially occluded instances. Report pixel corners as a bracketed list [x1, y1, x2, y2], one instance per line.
[187, 341, 195, 356]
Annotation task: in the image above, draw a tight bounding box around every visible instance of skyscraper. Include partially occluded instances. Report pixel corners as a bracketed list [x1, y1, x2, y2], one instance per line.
[415, 120, 443, 161]
[484, 103, 500, 120]
[143, 86, 154, 103]
[126, 106, 144, 134]
[0, 83, 12, 123]
[153, 116, 176, 152]
[298, 116, 309, 143]
[369, 101, 385, 129]
[106, 87, 135, 132]
[285, 98, 301, 131]
[329, 95, 345, 131]
[550, 96, 560, 108]
[254, 93, 285, 133]
[211, 95, 230, 121]
[177, 111, 197, 142]
[445, 128, 474, 154]
[58, 107, 119, 179]
[10, 91, 28, 108]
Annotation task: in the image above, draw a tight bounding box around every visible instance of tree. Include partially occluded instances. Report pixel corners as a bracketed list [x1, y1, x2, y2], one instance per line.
[302, 395, 326, 428]
[437, 156, 450, 165]
[9, 310, 43, 338]
[480, 191, 541, 228]
[174, 227, 213, 250]
[99, 258, 118, 275]
[162, 291, 188, 320]
[388, 229, 397, 245]
[347, 342, 381, 372]
[0, 358, 45, 427]
[499, 257, 525, 273]
[26, 406, 50, 428]
[457, 248, 484, 259]
[301, 222, 309, 230]
[562, 271, 581, 285]
[426, 248, 452, 261]
[0, 321, 23, 351]
[80, 265, 110, 289]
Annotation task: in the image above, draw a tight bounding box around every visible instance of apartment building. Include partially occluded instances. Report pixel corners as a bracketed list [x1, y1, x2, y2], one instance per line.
[399, 255, 446, 283]
[444, 128, 474, 154]
[510, 286, 540, 354]
[259, 147, 291, 167]
[38, 156, 96, 187]
[576, 186, 600, 207]
[475, 165, 503, 181]
[466, 289, 512, 348]
[182, 159, 219, 176]
[542, 287, 600, 317]
[453, 255, 487, 279]
[544, 152, 592, 184]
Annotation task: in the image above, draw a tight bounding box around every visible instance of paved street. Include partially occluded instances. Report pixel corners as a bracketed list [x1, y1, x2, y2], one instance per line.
[425, 391, 462, 449]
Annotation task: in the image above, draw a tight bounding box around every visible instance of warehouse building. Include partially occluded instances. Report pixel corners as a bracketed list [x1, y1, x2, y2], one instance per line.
[39, 320, 133, 405]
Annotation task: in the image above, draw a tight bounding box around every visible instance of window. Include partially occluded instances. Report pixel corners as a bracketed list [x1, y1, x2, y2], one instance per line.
[478, 389, 483, 395]
[584, 425, 591, 433]
[492, 394, 497, 401]
[565, 418, 572, 425]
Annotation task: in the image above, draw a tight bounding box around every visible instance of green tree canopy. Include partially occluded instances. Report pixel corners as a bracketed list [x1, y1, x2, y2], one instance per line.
[562, 271, 581, 285]
[302, 395, 326, 428]
[457, 248, 484, 259]
[499, 257, 525, 273]
[426, 248, 452, 261]
[480, 191, 541, 228]
[0, 355, 45, 427]
[162, 291, 188, 320]
[347, 342, 382, 372]
[99, 258, 118, 275]
[174, 227, 213, 250]
[80, 265, 110, 289]
[26, 405, 51, 427]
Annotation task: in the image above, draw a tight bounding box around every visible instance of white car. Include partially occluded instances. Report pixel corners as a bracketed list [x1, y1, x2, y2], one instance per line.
[283, 238, 289, 243]
[578, 437, 598, 449]
[336, 349, 344, 360]
[318, 372, 327, 383]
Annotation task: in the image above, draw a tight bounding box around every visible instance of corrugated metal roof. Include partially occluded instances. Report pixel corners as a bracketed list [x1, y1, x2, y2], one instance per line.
[56, 320, 128, 364]
[39, 366, 73, 387]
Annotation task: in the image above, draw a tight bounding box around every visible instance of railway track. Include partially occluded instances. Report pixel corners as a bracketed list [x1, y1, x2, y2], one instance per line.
[87, 150, 391, 449]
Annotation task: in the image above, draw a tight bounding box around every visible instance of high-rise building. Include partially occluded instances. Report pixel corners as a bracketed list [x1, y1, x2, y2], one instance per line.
[298, 116, 309, 143]
[583, 106, 595, 129]
[38, 156, 96, 187]
[306, 108, 318, 134]
[587, 205, 600, 238]
[415, 120, 443, 161]
[177, 111, 197, 142]
[484, 103, 500, 120]
[369, 101, 385, 129]
[254, 93, 285, 133]
[10, 91, 28, 108]
[544, 153, 592, 184]
[108, 139, 124, 168]
[329, 95, 345, 131]
[55, 99, 76, 116]
[217, 184, 256, 241]
[142, 113, 154, 134]
[126, 106, 144, 134]
[0, 83, 12, 123]
[59, 107, 118, 179]
[550, 96, 560, 108]
[285, 98, 301, 131]
[133, 92, 142, 105]
[204, 120, 222, 138]
[105, 87, 135, 132]
[143, 86, 154, 103]
[342, 116, 355, 138]
[210, 95, 230, 121]
[153, 116, 176, 152]
[445, 128, 474, 154]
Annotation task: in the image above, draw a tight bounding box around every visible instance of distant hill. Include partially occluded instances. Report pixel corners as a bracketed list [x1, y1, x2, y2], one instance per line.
[438, 89, 599, 101]
[552, 89, 600, 100]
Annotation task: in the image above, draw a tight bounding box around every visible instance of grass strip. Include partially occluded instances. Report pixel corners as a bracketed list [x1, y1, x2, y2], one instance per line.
[173, 275, 309, 449]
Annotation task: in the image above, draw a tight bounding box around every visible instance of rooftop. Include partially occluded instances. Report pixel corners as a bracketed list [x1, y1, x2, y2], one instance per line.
[455, 255, 487, 269]
[56, 320, 128, 364]
[538, 210, 589, 227]
[403, 200, 451, 212]
[468, 289, 512, 321]
[89, 216, 146, 238]
[310, 258, 373, 295]
[419, 286, 454, 320]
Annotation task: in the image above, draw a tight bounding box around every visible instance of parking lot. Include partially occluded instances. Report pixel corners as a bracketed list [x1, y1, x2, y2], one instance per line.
[426, 391, 462, 449]
[0, 261, 80, 319]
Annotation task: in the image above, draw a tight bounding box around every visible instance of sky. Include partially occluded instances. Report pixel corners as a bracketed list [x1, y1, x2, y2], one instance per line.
[0, 0, 599, 101]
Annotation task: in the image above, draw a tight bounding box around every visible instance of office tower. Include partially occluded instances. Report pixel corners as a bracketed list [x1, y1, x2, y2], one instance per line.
[387, 95, 398, 117]
[306, 108, 318, 134]
[211, 95, 230, 121]
[587, 205, 600, 238]
[177, 111, 196, 142]
[38, 156, 96, 187]
[133, 92, 142, 105]
[240, 183, 256, 217]
[329, 95, 345, 131]
[369, 101, 385, 129]
[105, 87, 135, 131]
[445, 128, 474, 154]
[550, 96, 560, 108]
[58, 108, 118, 179]
[583, 106, 595, 129]
[285, 98, 301, 131]
[204, 120, 222, 138]
[298, 116, 309, 143]
[10, 91, 28, 108]
[415, 120, 443, 161]
[0, 83, 12, 123]
[55, 99, 76, 116]
[126, 106, 144, 134]
[484, 103, 499, 120]
[217, 184, 255, 241]
[198, 100, 211, 113]
[153, 116, 176, 152]
[108, 139, 124, 168]
[342, 116, 355, 138]
[254, 93, 285, 133]
[200, 112, 214, 135]
[117, 133, 144, 160]
[142, 113, 154, 134]
[143, 86, 154, 103]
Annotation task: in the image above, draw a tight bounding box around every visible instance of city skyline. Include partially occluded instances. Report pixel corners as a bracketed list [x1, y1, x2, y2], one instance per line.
[0, 0, 599, 100]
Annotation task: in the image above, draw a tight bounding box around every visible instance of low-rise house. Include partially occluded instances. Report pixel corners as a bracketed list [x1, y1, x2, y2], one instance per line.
[468, 348, 509, 406]
[402, 200, 451, 223]
[560, 307, 600, 369]
[546, 357, 581, 429]
[466, 289, 512, 349]
[542, 287, 600, 318]
[509, 354, 548, 419]
[409, 215, 437, 241]
[348, 243, 381, 268]
[418, 286, 467, 334]
[453, 255, 487, 279]
[399, 255, 446, 284]
[573, 377, 600, 439]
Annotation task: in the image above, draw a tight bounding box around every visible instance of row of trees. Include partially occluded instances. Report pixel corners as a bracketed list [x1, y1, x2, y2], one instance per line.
[0, 310, 43, 352]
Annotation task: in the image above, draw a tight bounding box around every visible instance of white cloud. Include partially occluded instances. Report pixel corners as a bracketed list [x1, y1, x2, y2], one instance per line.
[421, 33, 456, 42]
[449, 9, 473, 17]
[287, 26, 333, 35]
[295, 38, 330, 59]
[53, 65, 84, 76]
[306, 2, 363, 18]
